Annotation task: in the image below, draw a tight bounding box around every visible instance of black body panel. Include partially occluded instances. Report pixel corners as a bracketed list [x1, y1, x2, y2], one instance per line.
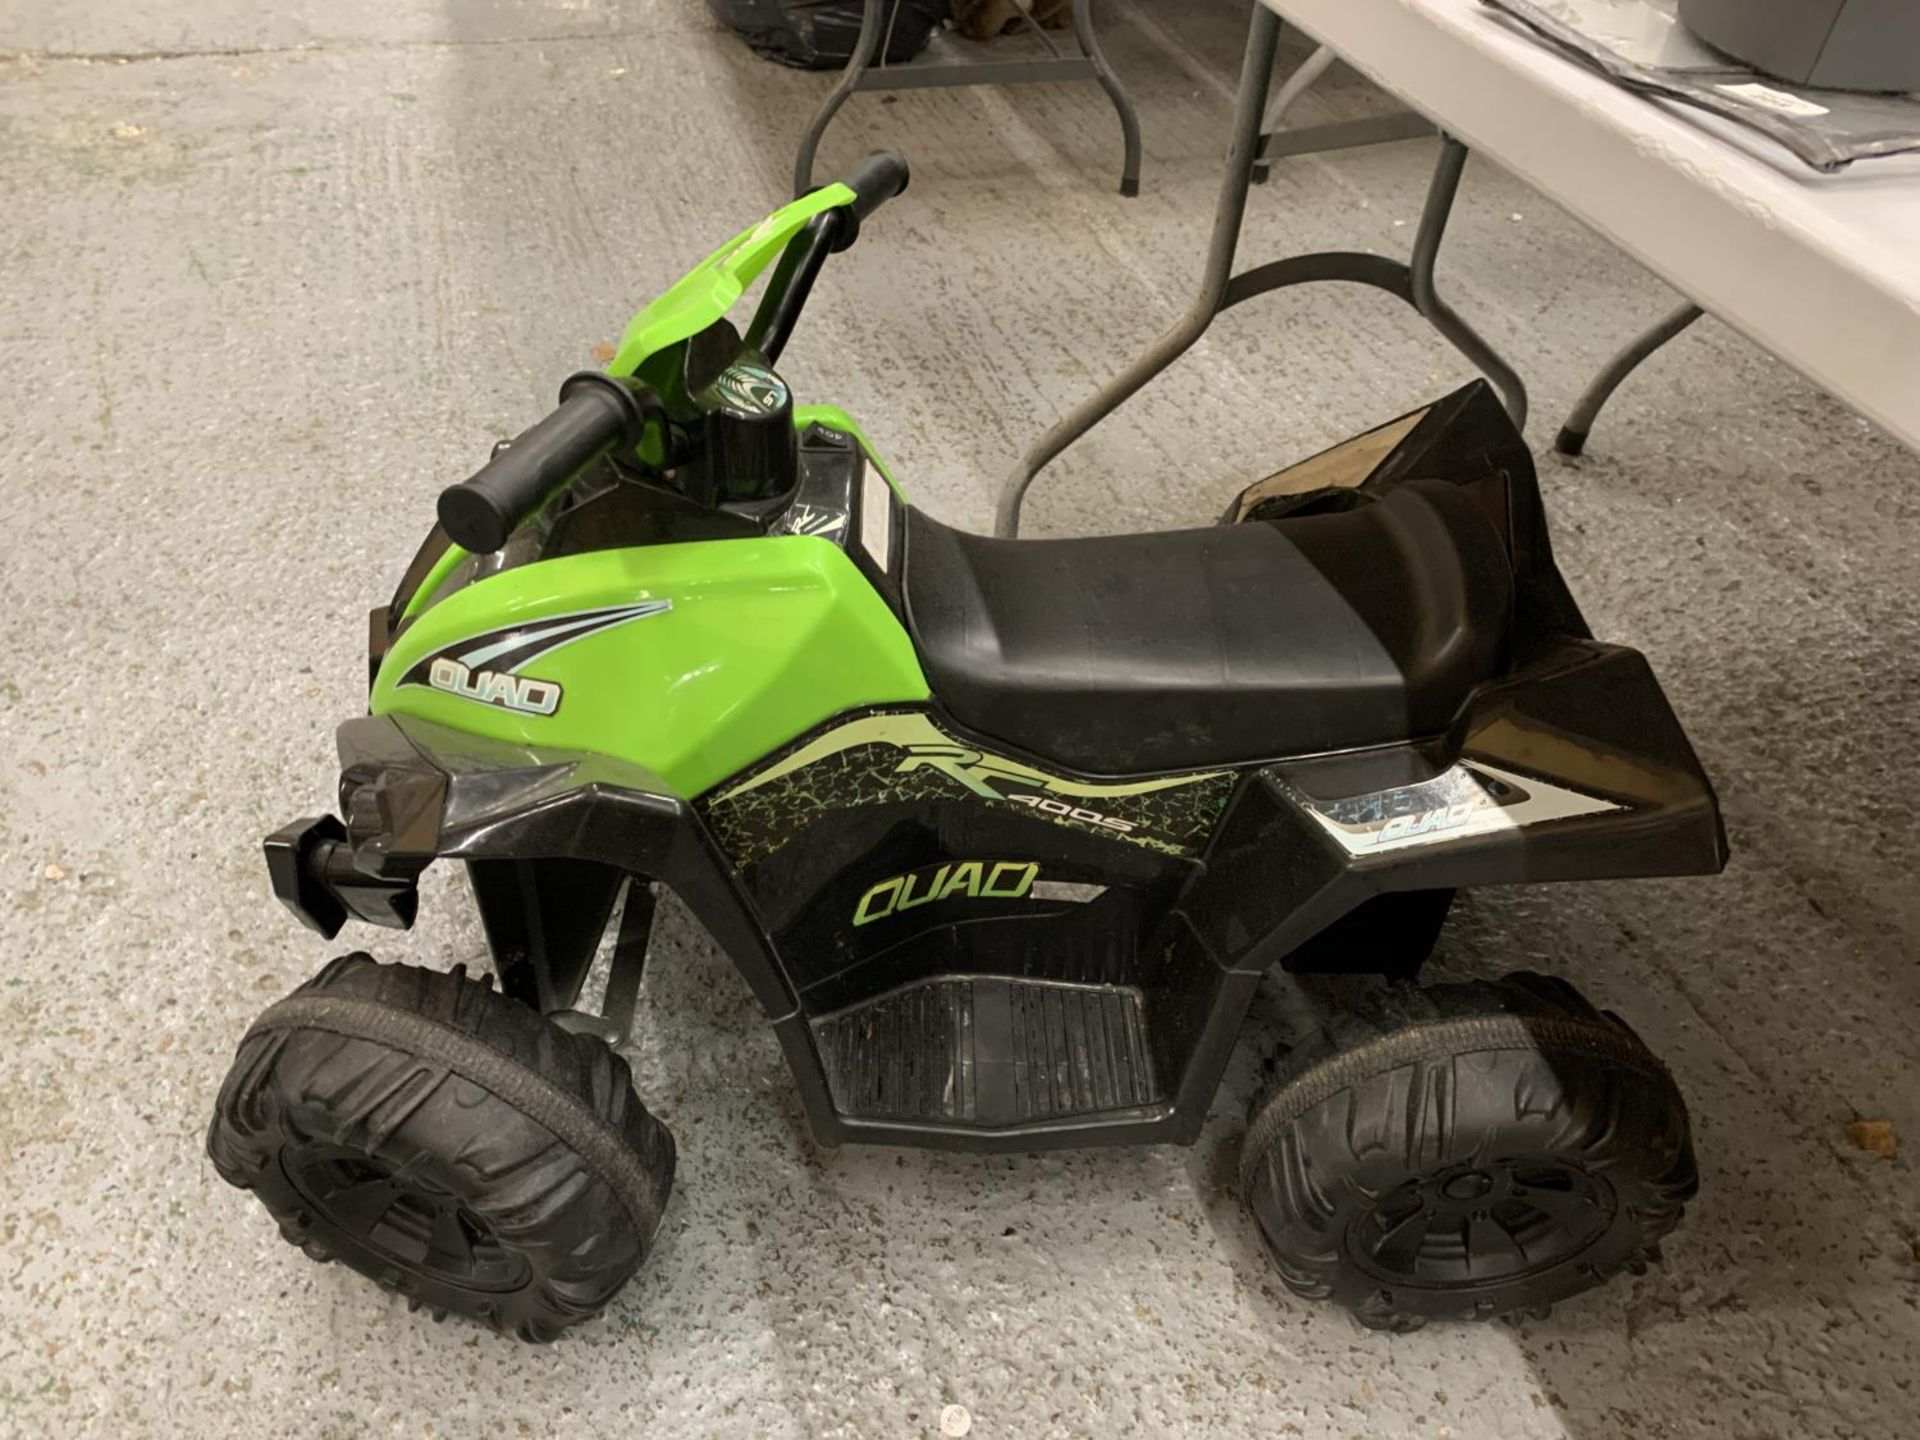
[902, 477, 1512, 773]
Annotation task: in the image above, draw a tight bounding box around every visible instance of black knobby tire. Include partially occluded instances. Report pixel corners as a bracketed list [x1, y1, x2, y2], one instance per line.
[1240, 972, 1695, 1331]
[207, 954, 675, 1342]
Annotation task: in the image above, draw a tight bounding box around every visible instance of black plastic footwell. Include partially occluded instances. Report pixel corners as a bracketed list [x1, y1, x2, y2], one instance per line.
[813, 977, 1163, 1128]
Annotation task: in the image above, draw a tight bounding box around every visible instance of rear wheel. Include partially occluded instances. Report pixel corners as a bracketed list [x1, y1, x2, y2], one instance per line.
[207, 954, 674, 1341]
[1240, 972, 1694, 1330]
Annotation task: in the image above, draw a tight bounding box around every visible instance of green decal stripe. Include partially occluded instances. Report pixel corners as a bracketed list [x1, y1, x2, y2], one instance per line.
[712, 709, 1229, 804]
[711, 711, 943, 801]
[701, 708, 1237, 867]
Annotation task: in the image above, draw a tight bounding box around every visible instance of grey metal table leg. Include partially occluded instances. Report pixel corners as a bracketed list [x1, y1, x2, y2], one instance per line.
[995, 8, 1535, 534]
[1409, 136, 1527, 430]
[1251, 46, 1433, 183]
[1217, 143, 1525, 426]
[1555, 302, 1703, 456]
[996, 6, 1284, 536]
[1074, 0, 1143, 196]
[796, 0, 1141, 199]
[1251, 43, 1334, 184]
[794, 0, 885, 196]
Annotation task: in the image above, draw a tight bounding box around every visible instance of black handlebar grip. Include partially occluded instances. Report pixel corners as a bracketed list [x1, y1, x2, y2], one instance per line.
[841, 151, 910, 222]
[437, 375, 639, 553]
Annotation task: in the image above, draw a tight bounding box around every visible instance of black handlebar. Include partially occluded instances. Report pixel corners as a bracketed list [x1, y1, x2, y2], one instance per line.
[751, 152, 910, 357]
[437, 156, 909, 553]
[436, 373, 653, 553]
[841, 150, 910, 222]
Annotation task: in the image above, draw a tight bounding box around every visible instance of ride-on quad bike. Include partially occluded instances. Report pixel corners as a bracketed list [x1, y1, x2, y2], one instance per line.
[208, 153, 1727, 1341]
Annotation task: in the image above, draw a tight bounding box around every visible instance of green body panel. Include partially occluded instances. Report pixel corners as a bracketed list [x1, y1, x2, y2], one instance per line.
[607, 185, 855, 380]
[372, 534, 930, 798]
[385, 187, 921, 765]
[401, 542, 469, 622]
[400, 407, 903, 623]
[792, 404, 904, 499]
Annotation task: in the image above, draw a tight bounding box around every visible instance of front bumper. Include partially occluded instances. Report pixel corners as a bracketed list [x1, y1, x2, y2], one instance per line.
[260, 712, 796, 1016]
[265, 813, 419, 939]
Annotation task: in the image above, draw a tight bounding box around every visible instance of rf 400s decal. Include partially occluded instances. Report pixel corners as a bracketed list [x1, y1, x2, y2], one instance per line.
[891, 743, 1149, 835]
[396, 601, 671, 716]
[701, 711, 1239, 867]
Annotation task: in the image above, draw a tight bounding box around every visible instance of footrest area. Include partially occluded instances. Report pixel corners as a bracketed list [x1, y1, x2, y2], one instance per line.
[814, 977, 1162, 1127]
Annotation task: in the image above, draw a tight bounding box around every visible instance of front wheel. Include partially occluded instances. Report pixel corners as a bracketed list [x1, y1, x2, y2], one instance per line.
[1240, 973, 1695, 1331]
[207, 954, 675, 1342]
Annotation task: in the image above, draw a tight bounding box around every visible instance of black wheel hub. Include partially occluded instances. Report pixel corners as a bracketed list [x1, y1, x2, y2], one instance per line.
[286, 1147, 530, 1293]
[1347, 1157, 1616, 1288]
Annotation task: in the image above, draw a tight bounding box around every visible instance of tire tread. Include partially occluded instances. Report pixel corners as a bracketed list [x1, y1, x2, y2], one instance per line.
[207, 954, 673, 1341]
[1240, 972, 1695, 1329]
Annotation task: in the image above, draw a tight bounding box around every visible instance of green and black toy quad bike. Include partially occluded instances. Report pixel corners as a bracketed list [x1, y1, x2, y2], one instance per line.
[209, 153, 1727, 1341]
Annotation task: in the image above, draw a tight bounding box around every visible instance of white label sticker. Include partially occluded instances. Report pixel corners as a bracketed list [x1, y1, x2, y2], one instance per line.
[1298, 760, 1622, 857]
[860, 467, 894, 570]
[1714, 82, 1830, 119]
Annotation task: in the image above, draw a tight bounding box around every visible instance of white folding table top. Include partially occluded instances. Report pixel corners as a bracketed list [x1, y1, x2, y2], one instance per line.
[1267, 0, 1920, 452]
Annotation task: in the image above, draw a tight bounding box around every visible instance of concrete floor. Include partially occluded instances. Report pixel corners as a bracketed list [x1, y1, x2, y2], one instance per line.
[2, 0, 1917, 1435]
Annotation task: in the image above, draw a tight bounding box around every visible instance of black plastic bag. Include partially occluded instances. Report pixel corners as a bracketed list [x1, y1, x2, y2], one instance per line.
[708, 0, 951, 71]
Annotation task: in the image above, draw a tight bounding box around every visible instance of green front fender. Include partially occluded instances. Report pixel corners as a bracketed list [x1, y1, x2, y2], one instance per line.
[372, 535, 930, 798]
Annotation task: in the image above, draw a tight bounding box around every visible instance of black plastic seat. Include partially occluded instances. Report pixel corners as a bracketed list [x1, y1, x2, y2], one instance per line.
[901, 479, 1514, 774]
